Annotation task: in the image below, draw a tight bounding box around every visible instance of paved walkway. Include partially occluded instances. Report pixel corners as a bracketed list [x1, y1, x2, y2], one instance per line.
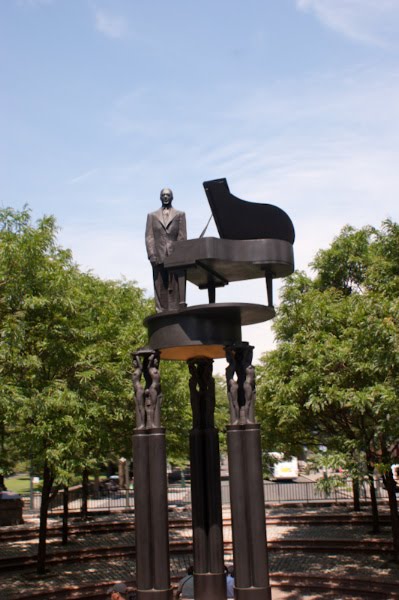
[0, 505, 398, 599]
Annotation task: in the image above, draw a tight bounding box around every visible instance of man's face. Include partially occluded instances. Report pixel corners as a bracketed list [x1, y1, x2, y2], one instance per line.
[160, 189, 173, 207]
[111, 593, 125, 600]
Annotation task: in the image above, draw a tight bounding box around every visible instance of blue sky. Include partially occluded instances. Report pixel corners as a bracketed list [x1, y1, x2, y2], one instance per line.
[2, 0, 399, 367]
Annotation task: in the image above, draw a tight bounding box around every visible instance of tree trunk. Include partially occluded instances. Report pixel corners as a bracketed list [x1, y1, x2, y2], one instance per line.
[37, 462, 54, 575]
[0, 425, 7, 491]
[367, 469, 380, 534]
[93, 473, 100, 495]
[81, 468, 89, 521]
[382, 470, 399, 561]
[62, 486, 69, 545]
[352, 478, 361, 511]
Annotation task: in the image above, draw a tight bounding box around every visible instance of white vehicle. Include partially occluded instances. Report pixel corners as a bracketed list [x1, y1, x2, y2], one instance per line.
[270, 453, 299, 481]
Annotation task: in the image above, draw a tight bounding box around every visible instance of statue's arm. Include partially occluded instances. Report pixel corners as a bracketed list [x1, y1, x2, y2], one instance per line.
[145, 214, 157, 262]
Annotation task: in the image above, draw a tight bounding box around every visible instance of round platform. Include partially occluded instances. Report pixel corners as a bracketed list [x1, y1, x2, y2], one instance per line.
[144, 303, 275, 360]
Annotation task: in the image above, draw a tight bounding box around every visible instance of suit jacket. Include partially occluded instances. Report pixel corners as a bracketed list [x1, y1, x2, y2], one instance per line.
[145, 207, 187, 264]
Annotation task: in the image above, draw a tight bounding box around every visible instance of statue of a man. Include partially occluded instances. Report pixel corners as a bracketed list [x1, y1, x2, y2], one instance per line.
[145, 188, 187, 312]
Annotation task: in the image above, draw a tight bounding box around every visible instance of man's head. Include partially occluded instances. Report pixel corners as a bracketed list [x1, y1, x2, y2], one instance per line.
[108, 583, 128, 600]
[160, 188, 173, 207]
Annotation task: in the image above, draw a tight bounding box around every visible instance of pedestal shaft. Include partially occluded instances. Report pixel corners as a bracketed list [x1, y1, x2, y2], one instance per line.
[190, 427, 226, 600]
[227, 425, 271, 600]
[188, 357, 226, 600]
[133, 428, 172, 600]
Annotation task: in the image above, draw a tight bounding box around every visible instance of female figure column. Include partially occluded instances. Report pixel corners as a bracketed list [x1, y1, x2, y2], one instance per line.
[188, 357, 226, 600]
[132, 351, 172, 600]
[226, 344, 271, 600]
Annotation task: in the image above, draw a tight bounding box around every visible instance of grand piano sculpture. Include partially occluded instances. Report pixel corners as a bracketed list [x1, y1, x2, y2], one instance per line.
[145, 177, 295, 359]
[133, 179, 295, 600]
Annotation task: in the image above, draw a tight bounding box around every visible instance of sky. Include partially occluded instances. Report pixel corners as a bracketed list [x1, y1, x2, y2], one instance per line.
[2, 0, 399, 372]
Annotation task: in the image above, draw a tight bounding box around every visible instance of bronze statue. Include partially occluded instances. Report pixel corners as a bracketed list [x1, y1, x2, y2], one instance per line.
[132, 351, 162, 430]
[188, 360, 201, 429]
[132, 355, 145, 429]
[242, 363, 256, 424]
[225, 344, 256, 425]
[200, 359, 215, 428]
[227, 378, 240, 425]
[188, 358, 216, 429]
[146, 353, 162, 428]
[145, 188, 187, 312]
[226, 347, 240, 425]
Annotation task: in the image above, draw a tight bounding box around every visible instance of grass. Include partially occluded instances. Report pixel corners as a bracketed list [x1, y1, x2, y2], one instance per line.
[5, 473, 40, 495]
[4, 472, 110, 495]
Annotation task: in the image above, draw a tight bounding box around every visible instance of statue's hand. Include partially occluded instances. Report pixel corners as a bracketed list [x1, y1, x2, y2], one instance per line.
[149, 255, 158, 265]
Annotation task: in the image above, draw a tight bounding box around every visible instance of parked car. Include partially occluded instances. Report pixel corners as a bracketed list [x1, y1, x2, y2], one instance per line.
[103, 475, 119, 492]
[167, 468, 191, 484]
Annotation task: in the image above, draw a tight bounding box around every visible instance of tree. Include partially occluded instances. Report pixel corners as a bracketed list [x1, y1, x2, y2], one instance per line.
[257, 221, 399, 557]
[0, 207, 86, 570]
[0, 207, 151, 571]
[0, 206, 197, 570]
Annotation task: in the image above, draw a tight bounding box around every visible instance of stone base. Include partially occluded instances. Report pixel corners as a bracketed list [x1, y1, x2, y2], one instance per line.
[234, 586, 272, 600]
[136, 588, 173, 600]
[0, 496, 24, 525]
[194, 572, 227, 600]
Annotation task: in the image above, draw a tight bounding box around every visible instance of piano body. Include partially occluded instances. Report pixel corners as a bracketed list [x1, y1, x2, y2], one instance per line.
[164, 178, 295, 306]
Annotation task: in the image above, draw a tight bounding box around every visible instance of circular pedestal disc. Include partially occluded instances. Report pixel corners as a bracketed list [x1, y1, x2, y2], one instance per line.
[144, 303, 274, 360]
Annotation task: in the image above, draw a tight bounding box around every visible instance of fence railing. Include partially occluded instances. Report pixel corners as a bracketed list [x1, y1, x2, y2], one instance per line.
[23, 478, 390, 513]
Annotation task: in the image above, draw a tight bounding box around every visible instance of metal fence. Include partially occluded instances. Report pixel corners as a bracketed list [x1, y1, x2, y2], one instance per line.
[23, 478, 390, 513]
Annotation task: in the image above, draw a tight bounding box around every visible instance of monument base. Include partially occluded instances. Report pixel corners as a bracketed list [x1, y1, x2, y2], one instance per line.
[144, 303, 274, 360]
[136, 588, 173, 600]
[234, 586, 272, 600]
[0, 495, 23, 525]
[194, 572, 226, 600]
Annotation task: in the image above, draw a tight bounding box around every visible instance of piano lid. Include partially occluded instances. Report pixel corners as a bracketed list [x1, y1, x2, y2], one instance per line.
[203, 178, 295, 244]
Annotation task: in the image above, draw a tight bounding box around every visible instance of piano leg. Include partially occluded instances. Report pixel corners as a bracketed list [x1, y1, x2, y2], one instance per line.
[265, 274, 273, 307]
[177, 269, 187, 308]
[208, 282, 216, 304]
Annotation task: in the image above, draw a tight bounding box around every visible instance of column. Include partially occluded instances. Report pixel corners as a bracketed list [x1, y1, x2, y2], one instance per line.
[188, 357, 226, 600]
[132, 351, 172, 600]
[225, 344, 272, 600]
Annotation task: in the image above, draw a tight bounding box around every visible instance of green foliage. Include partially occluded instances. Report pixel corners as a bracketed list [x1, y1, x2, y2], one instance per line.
[4, 475, 33, 495]
[214, 375, 229, 454]
[0, 206, 197, 482]
[158, 366, 229, 466]
[257, 220, 399, 477]
[159, 360, 191, 465]
[314, 474, 348, 497]
[0, 207, 152, 484]
[312, 225, 375, 293]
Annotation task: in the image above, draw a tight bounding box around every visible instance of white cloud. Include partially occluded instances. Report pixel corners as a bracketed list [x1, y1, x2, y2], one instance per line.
[296, 0, 399, 46]
[59, 61, 399, 369]
[94, 9, 128, 39]
[16, 0, 54, 6]
[68, 168, 99, 185]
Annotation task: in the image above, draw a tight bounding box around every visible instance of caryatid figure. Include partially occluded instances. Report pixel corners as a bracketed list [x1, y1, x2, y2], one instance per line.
[242, 363, 256, 424]
[132, 355, 145, 429]
[226, 348, 240, 425]
[146, 353, 162, 428]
